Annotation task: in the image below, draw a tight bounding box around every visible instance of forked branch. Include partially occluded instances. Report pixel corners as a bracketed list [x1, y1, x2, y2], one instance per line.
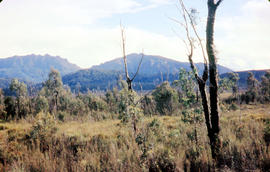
[131, 52, 144, 81]
[120, 24, 144, 91]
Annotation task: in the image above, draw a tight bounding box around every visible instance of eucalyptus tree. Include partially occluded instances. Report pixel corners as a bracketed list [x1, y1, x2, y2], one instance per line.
[178, 0, 223, 160]
[42, 69, 64, 113]
[10, 79, 28, 118]
[246, 72, 259, 103]
[261, 71, 270, 101]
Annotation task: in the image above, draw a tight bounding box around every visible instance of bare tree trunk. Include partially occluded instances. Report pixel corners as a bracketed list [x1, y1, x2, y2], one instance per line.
[206, 0, 222, 160]
[120, 25, 144, 92]
[127, 78, 132, 91]
[177, 0, 223, 161]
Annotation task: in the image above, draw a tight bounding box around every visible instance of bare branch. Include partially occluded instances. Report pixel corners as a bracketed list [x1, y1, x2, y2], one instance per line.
[179, 0, 193, 58]
[178, 0, 203, 82]
[182, 4, 208, 65]
[215, 0, 223, 7]
[168, 17, 187, 30]
[131, 51, 144, 81]
[179, 0, 208, 83]
[120, 23, 130, 80]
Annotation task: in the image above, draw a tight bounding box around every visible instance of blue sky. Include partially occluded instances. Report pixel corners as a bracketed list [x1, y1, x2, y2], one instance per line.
[0, 0, 269, 71]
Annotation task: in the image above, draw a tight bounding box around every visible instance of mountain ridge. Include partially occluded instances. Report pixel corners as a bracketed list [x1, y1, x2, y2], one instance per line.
[0, 54, 80, 83]
[63, 53, 233, 92]
[91, 53, 232, 75]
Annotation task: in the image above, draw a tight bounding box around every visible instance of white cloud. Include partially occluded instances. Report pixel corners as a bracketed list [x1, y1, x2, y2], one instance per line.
[0, 0, 269, 71]
[0, 0, 181, 68]
[0, 20, 186, 68]
[216, 0, 270, 71]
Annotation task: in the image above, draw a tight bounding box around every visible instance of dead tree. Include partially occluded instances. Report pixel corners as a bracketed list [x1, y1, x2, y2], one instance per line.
[178, 0, 223, 160]
[120, 25, 144, 91]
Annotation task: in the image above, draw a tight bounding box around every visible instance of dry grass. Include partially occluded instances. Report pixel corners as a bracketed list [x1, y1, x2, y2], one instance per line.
[221, 103, 270, 122]
[56, 120, 121, 139]
[0, 104, 270, 171]
[0, 104, 269, 140]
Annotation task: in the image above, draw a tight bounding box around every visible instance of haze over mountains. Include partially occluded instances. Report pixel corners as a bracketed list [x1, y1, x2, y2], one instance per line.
[0, 53, 268, 92]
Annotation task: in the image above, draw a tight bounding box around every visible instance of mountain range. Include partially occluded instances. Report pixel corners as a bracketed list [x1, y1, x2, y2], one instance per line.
[63, 53, 232, 91]
[0, 53, 268, 92]
[91, 53, 232, 76]
[0, 54, 80, 83]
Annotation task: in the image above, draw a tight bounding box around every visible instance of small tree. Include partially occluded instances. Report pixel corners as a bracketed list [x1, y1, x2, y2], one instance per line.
[41, 69, 64, 113]
[152, 82, 178, 115]
[246, 72, 259, 103]
[228, 72, 239, 97]
[0, 89, 7, 120]
[173, 68, 197, 107]
[260, 71, 270, 102]
[10, 79, 28, 118]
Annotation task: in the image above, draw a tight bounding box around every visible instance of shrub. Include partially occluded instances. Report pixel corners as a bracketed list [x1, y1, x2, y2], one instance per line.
[152, 82, 179, 115]
[141, 95, 156, 116]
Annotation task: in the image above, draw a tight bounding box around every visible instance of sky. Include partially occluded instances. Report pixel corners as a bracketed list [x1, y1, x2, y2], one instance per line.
[0, 0, 269, 71]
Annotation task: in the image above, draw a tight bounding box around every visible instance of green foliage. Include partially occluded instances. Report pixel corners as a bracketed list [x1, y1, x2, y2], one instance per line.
[152, 82, 178, 115]
[0, 89, 6, 120]
[118, 86, 143, 134]
[57, 111, 67, 122]
[3, 96, 16, 120]
[141, 95, 156, 116]
[105, 89, 119, 113]
[40, 69, 64, 113]
[219, 72, 239, 97]
[35, 95, 49, 113]
[174, 68, 197, 107]
[29, 112, 57, 140]
[260, 71, 270, 102]
[244, 72, 259, 104]
[9, 79, 29, 118]
[81, 92, 107, 112]
[229, 103, 238, 111]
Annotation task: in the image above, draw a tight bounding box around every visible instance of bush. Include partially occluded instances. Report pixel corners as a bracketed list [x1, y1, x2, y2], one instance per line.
[152, 82, 179, 115]
[141, 95, 156, 116]
[29, 112, 57, 141]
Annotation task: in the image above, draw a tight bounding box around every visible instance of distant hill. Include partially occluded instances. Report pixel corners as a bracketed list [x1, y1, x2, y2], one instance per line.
[64, 54, 233, 92]
[0, 54, 80, 83]
[62, 69, 122, 92]
[220, 69, 270, 88]
[91, 53, 232, 76]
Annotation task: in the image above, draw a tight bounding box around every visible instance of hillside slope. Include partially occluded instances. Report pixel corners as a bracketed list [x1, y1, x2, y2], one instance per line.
[0, 54, 80, 83]
[63, 53, 232, 92]
[91, 53, 232, 76]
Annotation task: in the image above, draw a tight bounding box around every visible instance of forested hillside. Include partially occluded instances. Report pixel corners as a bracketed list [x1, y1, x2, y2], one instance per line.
[221, 69, 270, 88]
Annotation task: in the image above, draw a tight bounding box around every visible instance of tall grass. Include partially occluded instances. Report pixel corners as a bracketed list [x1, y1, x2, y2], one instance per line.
[0, 104, 269, 171]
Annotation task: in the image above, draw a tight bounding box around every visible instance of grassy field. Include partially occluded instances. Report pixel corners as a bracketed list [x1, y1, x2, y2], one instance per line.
[0, 103, 269, 171]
